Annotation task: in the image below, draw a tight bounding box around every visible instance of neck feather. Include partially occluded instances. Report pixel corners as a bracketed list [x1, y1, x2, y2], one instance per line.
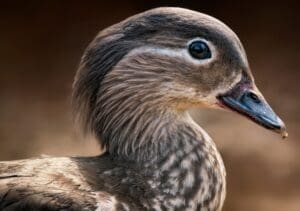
[92, 67, 226, 210]
[93, 67, 217, 164]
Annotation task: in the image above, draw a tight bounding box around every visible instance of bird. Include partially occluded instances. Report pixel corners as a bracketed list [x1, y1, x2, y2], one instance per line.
[0, 7, 287, 211]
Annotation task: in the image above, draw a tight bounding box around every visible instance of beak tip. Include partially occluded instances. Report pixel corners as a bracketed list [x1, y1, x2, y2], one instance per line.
[276, 118, 288, 139]
[280, 127, 288, 139]
[281, 131, 288, 139]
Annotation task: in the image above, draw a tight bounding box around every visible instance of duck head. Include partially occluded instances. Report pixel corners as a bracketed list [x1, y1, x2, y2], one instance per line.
[73, 7, 287, 139]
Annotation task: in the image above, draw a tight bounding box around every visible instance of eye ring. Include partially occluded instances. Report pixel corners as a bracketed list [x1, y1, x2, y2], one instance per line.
[188, 40, 211, 60]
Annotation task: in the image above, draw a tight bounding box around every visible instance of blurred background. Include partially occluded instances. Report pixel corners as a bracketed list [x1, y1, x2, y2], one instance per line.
[0, 1, 299, 210]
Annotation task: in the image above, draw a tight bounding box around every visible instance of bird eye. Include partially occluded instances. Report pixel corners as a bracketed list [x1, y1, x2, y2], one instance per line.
[188, 41, 211, 60]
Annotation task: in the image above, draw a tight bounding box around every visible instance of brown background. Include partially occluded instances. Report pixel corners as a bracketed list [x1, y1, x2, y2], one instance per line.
[0, 1, 299, 210]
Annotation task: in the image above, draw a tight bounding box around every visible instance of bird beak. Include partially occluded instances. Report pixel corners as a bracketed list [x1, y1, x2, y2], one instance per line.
[217, 81, 288, 139]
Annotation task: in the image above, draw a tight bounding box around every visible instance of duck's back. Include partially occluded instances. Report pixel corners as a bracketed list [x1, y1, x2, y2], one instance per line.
[0, 155, 147, 211]
[0, 156, 96, 210]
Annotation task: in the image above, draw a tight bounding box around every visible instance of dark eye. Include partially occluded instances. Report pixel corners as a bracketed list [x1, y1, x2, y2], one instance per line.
[188, 41, 211, 60]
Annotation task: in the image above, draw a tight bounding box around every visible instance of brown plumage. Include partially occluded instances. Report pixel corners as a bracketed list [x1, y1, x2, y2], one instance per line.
[0, 7, 286, 211]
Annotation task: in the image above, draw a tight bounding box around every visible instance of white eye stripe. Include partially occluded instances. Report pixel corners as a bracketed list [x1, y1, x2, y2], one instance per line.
[125, 38, 217, 66]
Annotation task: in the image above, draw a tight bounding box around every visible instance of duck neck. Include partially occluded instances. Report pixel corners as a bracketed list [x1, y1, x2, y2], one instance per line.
[94, 67, 222, 165]
[93, 68, 226, 208]
[108, 108, 209, 164]
[95, 86, 220, 168]
[96, 91, 226, 209]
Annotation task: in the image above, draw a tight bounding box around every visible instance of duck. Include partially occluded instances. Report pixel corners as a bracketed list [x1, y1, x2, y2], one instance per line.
[0, 7, 287, 211]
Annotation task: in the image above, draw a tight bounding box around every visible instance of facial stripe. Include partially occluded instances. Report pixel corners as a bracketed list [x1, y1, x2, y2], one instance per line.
[124, 41, 217, 67]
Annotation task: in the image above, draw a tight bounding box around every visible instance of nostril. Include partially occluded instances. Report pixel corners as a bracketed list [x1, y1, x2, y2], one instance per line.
[248, 92, 261, 103]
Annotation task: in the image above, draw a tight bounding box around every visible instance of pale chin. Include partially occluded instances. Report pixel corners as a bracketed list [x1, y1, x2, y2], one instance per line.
[199, 96, 221, 109]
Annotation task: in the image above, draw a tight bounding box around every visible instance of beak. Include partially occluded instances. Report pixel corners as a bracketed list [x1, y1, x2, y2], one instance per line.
[217, 81, 288, 139]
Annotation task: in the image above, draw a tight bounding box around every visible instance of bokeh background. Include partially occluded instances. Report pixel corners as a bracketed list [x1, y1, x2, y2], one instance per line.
[0, 1, 299, 210]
